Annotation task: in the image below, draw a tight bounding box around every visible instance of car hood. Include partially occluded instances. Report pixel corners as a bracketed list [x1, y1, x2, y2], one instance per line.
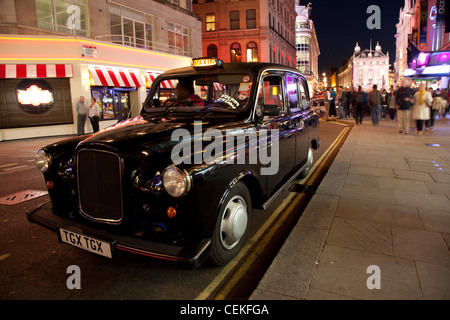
[76, 112, 249, 156]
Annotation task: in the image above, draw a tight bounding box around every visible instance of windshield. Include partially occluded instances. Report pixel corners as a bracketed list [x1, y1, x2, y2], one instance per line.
[142, 73, 253, 113]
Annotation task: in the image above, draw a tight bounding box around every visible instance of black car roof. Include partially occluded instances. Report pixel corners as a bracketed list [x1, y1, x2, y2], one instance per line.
[160, 62, 304, 78]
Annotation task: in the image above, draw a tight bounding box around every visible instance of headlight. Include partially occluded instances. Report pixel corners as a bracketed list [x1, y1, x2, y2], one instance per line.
[162, 165, 191, 198]
[35, 149, 52, 172]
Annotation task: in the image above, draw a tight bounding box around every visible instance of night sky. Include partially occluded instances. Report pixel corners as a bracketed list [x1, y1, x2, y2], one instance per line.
[306, 0, 406, 74]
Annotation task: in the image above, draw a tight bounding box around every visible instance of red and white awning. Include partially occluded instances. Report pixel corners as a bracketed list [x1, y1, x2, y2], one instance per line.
[144, 72, 223, 90]
[0, 64, 73, 79]
[89, 66, 144, 87]
[145, 72, 178, 89]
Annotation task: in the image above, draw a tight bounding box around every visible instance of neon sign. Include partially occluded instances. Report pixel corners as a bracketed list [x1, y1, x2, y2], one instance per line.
[17, 85, 53, 106]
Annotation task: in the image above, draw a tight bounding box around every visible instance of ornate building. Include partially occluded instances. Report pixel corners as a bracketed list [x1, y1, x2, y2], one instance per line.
[352, 42, 390, 91]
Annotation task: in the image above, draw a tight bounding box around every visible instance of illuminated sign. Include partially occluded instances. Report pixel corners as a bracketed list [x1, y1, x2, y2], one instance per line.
[192, 57, 223, 68]
[17, 85, 53, 106]
[15, 79, 54, 115]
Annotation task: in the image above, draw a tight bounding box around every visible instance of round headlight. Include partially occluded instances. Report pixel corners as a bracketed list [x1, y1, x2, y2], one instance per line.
[162, 165, 191, 198]
[35, 149, 52, 172]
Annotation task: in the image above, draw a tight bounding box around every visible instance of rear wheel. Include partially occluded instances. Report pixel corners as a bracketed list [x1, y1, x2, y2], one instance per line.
[208, 182, 251, 266]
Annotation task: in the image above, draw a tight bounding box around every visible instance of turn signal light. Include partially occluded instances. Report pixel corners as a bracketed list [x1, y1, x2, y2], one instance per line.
[167, 206, 177, 218]
[46, 180, 54, 189]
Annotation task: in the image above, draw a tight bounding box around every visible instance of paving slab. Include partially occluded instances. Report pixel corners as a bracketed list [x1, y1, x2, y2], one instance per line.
[394, 190, 450, 212]
[418, 208, 450, 234]
[334, 198, 424, 230]
[416, 262, 450, 299]
[391, 226, 450, 267]
[326, 217, 393, 255]
[309, 245, 423, 300]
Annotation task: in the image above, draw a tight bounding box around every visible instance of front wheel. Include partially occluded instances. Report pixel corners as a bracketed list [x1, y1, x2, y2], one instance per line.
[208, 182, 251, 266]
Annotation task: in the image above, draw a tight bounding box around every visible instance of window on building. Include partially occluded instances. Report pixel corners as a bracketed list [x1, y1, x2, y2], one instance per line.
[206, 14, 216, 31]
[246, 42, 258, 62]
[108, 3, 155, 51]
[185, 0, 191, 11]
[35, 0, 90, 37]
[230, 43, 242, 62]
[246, 9, 256, 29]
[168, 21, 191, 56]
[207, 44, 218, 57]
[230, 11, 240, 30]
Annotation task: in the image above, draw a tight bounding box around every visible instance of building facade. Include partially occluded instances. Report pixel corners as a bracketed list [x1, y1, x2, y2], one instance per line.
[295, 2, 320, 93]
[352, 42, 390, 91]
[395, 0, 450, 86]
[0, 0, 202, 141]
[192, 0, 296, 67]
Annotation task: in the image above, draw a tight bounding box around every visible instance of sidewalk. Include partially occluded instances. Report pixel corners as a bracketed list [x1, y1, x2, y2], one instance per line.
[250, 115, 450, 300]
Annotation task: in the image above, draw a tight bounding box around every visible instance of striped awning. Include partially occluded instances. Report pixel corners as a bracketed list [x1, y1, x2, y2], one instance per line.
[89, 65, 144, 87]
[0, 64, 73, 79]
[145, 72, 178, 89]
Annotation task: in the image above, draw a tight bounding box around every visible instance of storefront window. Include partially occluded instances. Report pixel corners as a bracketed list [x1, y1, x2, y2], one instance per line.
[90, 88, 134, 122]
[35, 0, 89, 37]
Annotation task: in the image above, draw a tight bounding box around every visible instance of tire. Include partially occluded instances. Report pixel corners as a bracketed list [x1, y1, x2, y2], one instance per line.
[208, 181, 251, 266]
[299, 147, 313, 179]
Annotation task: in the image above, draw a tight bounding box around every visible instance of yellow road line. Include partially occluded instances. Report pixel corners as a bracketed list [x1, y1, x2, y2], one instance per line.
[195, 123, 352, 300]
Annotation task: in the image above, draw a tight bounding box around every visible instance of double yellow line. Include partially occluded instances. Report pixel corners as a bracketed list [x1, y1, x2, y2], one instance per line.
[195, 122, 351, 300]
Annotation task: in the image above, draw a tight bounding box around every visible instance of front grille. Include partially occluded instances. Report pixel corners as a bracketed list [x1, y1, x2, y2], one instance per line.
[77, 149, 123, 224]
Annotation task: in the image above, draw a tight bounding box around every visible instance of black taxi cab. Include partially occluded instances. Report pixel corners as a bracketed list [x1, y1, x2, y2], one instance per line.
[27, 58, 320, 268]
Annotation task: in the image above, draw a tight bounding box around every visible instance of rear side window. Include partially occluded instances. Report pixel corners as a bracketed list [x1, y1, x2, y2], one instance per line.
[286, 74, 300, 112]
[258, 75, 285, 113]
[299, 79, 310, 109]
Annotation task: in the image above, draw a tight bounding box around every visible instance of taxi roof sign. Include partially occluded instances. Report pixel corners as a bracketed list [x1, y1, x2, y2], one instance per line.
[192, 57, 224, 69]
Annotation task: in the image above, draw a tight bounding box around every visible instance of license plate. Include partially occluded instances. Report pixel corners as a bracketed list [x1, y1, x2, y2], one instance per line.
[59, 228, 113, 258]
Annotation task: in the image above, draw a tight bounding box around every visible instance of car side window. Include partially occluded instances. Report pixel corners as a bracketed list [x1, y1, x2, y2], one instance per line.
[286, 74, 300, 112]
[299, 79, 310, 109]
[258, 74, 285, 114]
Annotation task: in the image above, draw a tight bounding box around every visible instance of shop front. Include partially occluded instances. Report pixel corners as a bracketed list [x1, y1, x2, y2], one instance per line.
[403, 51, 450, 90]
[0, 35, 193, 141]
[0, 64, 74, 139]
[88, 65, 144, 123]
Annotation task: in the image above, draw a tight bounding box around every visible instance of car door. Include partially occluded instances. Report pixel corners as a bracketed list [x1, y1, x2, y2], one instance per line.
[285, 73, 308, 172]
[258, 72, 296, 198]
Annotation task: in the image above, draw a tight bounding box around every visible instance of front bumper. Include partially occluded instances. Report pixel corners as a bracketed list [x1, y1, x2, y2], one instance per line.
[26, 201, 211, 268]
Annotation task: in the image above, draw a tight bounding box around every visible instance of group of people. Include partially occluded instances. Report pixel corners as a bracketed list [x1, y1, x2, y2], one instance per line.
[75, 96, 101, 135]
[324, 82, 449, 135]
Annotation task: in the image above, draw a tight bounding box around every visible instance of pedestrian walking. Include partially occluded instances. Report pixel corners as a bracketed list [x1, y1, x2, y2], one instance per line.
[368, 84, 382, 125]
[395, 80, 414, 134]
[325, 88, 331, 121]
[387, 89, 396, 121]
[328, 87, 337, 120]
[75, 96, 86, 135]
[381, 89, 388, 120]
[411, 84, 432, 136]
[88, 97, 101, 133]
[352, 86, 367, 125]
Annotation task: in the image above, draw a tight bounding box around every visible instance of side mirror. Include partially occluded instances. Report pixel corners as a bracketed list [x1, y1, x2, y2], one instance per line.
[262, 104, 280, 116]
